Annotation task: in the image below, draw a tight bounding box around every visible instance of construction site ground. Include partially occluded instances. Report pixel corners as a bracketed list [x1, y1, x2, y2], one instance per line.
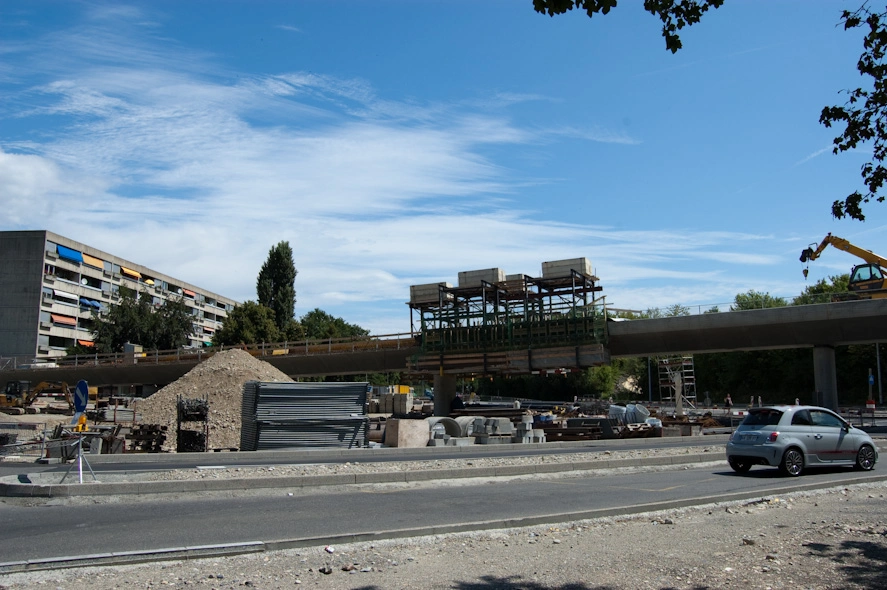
[1, 453, 885, 590]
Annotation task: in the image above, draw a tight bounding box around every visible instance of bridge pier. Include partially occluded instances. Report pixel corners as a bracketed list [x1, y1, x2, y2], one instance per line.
[433, 374, 457, 417]
[812, 345, 838, 411]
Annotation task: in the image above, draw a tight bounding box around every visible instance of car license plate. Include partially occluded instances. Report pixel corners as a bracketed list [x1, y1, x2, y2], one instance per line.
[740, 433, 757, 442]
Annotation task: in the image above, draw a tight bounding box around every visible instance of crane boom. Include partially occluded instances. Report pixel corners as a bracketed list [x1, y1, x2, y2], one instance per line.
[800, 233, 887, 299]
[800, 233, 887, 267]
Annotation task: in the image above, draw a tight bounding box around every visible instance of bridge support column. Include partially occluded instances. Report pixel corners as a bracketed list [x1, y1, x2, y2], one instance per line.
[813, 345, 838, 411]
[433, 374, 457, 417]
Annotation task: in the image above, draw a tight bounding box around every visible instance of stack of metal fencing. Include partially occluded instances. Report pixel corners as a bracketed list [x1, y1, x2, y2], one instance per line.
[240, 381, 368, 451]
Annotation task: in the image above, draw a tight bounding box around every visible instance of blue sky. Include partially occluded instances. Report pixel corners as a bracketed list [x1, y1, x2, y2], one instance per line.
[2, 1, 886, 335]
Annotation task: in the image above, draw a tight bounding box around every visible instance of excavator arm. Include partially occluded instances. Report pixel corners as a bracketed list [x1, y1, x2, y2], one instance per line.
[800, 233, 887, 268]
[25, 381, 73, 409]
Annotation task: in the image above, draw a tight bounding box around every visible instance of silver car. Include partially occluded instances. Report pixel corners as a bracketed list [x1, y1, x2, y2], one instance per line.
[726, 405, 878, 476]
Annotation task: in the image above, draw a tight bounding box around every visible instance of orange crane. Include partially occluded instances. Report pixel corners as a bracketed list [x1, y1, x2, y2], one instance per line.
[800, 233, 887, 299]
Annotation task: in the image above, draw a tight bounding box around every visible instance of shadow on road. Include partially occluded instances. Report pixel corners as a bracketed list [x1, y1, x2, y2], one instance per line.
[714, 465, 865, 479]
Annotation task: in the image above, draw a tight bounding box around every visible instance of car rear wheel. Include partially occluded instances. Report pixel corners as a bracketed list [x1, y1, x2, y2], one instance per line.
[855, 444, 876, 471]
[779, 448, 804, 477]
[728, 459, 752, 473]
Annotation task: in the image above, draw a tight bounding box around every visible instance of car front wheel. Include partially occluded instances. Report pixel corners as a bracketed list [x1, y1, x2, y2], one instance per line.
[728, 459, 752, 473]
[779, 448, 804, 477]
[855, 444, 876, 471]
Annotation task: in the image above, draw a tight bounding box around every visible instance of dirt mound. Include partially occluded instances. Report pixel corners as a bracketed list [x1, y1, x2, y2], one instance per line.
[137, 349, 293, 451]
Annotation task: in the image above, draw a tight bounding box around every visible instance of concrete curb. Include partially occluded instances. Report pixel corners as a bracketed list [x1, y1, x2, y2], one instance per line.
[38, 435, 729, 465]
[0, 451, 726, 498]
[3, 472, 886, 575]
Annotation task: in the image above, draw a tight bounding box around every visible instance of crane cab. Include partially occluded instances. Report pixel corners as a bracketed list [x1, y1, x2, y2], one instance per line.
[849, 263, 887, 297]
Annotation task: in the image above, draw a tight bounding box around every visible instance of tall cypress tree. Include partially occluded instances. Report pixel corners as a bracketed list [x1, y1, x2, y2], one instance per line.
[256, 241, 297, 331]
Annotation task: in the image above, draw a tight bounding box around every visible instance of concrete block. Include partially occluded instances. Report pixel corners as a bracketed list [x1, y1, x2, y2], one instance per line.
[492, 418, 513, 435]
[384, 418, 431, 448]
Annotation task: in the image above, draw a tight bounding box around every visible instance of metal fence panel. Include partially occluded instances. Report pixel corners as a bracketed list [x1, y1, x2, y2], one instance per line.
[0, 422, 49, 460]
[240, 381, 368, 451]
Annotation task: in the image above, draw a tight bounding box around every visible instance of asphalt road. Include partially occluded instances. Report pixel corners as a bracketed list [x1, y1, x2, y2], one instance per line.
[2, 461, 884, 565]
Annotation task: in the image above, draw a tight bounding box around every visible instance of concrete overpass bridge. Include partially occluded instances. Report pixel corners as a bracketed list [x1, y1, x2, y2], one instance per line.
[4, 299, 885, 411]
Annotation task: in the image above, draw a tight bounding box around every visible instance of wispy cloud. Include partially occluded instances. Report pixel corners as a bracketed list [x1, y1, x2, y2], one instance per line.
[793, 146, 831, 167]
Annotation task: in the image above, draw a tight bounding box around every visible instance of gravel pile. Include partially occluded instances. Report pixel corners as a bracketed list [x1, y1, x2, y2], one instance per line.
[137, 349, 293, 452]
[2, 482, 885, 589]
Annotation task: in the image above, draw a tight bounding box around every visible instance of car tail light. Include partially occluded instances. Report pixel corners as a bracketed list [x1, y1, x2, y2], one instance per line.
[768, 431, 779, 442]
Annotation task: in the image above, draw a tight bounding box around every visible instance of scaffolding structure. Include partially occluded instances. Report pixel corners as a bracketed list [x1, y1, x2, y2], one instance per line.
[657, 356, 697, 409]
[409, 270, 607, 355]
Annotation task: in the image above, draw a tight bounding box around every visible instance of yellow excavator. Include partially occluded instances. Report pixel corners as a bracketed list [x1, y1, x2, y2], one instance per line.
[0, 381, 75, 415]
[800, 233, 887, 299]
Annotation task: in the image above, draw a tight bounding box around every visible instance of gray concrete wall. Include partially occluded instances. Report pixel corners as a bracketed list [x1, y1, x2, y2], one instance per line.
[0, 231, 46, 359]
[813, 346, 839, 411]
[433, 373, 456, 416]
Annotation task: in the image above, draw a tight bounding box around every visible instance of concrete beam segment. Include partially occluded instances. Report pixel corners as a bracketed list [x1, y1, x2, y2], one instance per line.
[608, 299, 887, 357]
[9, 300, 884, 388]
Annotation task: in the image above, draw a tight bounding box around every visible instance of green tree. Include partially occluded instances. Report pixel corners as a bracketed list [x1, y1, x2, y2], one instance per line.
[212, 301, 280, 346]
[300, 308, 369, 339]
[821, 5, 887, 220]
[533, 0, 724, 53]
[731, 290, 786, 311]
[257, 241, 297, 332]
[90, 286, 193, 353]
[664, 303, 690, 317]
[793, 274, 851, 305]
[150, 296, 195, 350]
[534, 1, 887, 221]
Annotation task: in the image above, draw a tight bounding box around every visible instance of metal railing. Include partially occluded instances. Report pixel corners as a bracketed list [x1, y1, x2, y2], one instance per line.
[628, 293, 836, 319]
[0, 422, 48, 460]
[2, 332, 419, 372]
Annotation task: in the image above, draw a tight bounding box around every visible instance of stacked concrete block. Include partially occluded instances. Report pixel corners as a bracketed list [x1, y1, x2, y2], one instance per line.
[471, 417, 516, 444]
[541, 257, 593, 279]
[512, 415, 546, 443]
[393, 393, 413, 415]
[429, 422, 475, 446]
[457, 268, 506, 288]
[410, 282, 453, 304]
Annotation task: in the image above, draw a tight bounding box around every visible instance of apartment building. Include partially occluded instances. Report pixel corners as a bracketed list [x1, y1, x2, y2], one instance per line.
[0, 230, 238, 362]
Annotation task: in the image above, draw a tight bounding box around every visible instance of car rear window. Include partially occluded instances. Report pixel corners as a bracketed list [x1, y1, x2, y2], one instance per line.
[740, 409, 783, 426]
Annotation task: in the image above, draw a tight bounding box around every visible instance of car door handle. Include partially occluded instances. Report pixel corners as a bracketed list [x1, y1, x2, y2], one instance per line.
[814, 434, 823, 439]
